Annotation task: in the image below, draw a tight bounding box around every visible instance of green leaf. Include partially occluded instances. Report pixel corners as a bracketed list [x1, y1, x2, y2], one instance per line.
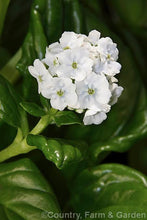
[71, 163, 147, 217]
[63, 0, 85, 33]
[27, 134, 83, 169]
[30, 8, 47, 59]
[0, 0, 10, 36]
[20, 101, 46, 117]
[16, 32, 36, 76]
[0, 75, 21, 128]
[89, 88, 147, 162]
[54, 111, 82, 126]
[0, 49, 21, 84]
[0, 158, 60, 220]
[45, 0, 63, 43]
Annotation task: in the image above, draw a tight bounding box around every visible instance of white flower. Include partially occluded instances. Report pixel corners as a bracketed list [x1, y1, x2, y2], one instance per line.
[88, 30, 101, 46]
[28, 30, 123, 126]
[83, 109, 107, 125]
[41, 77, 77, 111]
[76, 72, 111, 111]
[59, 32, 84, 50]
[46, 42, 62, 54]
[103, 61, 122, 76]
[43, 53, 60, 76]
[57, 48, 93, 81]
[98, 37, 119, 61]
[28, 59, 51, 93]
[109, 83, 124, 105]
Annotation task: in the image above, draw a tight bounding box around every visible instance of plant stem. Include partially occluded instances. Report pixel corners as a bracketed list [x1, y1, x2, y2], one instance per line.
[0, 115, 52, 163]
[0, 139, 36, 163]
[30, 115, 52, 135]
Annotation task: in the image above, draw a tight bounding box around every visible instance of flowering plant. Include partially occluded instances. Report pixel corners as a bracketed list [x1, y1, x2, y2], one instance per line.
[29, 30, 123, 125]
[0, 0, 147, 219]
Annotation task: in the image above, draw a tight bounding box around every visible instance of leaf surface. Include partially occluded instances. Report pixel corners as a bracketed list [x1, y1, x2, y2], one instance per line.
[0, 158, 60, 220]
[71, 163, 147, 218]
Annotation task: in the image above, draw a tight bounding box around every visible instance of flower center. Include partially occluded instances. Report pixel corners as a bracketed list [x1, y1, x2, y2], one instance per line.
[38, 75, 43, 82]
[57, 90, 64, 97]
[107, 54, 111, 60]
[53, 59, 58, 66]
[64, 46, 70, 50]
[88, 88, 95, 95]
[72, 62, 78, 69]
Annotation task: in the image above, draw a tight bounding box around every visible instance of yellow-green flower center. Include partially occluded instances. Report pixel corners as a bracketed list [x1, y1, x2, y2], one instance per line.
[64, 46, 70, 50]
[53, 59, 58, 66]
[57, 90, 64, 97]
[72, 62, 78, 69]
[38, 75, 43, 82]
[88, 88, 95, 95]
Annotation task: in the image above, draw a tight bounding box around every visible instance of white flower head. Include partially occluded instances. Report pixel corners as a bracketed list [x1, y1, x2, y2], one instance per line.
[28, 30, 123, 125]
[28, 59, 52, 93]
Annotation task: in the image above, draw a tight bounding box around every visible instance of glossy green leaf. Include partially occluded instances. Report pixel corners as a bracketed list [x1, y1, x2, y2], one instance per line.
[71, 164, 147, 217]
[16, 32, 36, 76]
[45, 0, 63, 43]
[17, 2, 47, 100]
[54, 111, 82, 126]
[63, 0, 85, 33]
[32, 0, 46, 13]
[27, 134, 83, 169]
[89, 88, 147, 162]
[30, 8, 47, 59]
[0, 75, 21, 127]
[16, 31, 37, 100]
[0, 158, 60, 220]
[20, 101, 46, 117]
[0, 0, 10, 36]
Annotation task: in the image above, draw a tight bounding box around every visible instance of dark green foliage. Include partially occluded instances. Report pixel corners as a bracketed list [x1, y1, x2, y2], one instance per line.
[0, 158, 60, 220]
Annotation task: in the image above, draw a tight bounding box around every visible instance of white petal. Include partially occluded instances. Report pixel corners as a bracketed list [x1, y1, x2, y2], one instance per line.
[33, 59, 47, 74]
[60, 32, 83, 49]
[110, 84, 124, 105]
[88, 30, 101, 45]
[83, 110, 107, 125]
[103, 61, 121, 76]
[28, 66, 39, 78]
[46, 42, 62, 54]
[51, 98, 66, 111]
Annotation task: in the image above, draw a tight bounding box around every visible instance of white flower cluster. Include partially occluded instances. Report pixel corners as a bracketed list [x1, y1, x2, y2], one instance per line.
[28, 30, 123, 125]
